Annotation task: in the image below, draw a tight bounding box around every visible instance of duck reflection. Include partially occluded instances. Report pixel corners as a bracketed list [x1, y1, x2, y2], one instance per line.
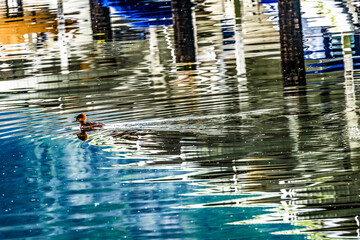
[77, 131, 89, 141]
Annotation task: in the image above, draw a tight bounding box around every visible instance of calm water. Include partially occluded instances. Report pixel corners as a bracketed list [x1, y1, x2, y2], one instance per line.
[1, 0, 360, 239]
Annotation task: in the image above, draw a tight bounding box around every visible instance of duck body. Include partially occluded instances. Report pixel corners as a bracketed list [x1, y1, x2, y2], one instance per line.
[80, 121, 104, 131]
[75, 113, 104, 131]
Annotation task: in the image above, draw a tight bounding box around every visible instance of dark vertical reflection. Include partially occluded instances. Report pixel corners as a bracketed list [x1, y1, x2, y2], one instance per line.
[278, 0, 306, 86]
[171, 0, 196, 65]
[89, 0, 112, 41]
[5, 0, 23, 18]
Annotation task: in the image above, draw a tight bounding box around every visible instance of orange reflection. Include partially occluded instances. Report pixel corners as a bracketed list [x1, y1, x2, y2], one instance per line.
[0, 8, 76, 45]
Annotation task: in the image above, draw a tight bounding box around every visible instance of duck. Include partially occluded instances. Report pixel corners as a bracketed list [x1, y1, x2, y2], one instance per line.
[75, 113, 104, 131]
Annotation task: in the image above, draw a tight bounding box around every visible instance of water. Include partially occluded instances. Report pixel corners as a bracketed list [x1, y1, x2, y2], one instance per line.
[1, 0, 360, 239]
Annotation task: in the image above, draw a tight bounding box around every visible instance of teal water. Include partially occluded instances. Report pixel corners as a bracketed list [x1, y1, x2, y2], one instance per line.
[2, 0, 360, 239]
[1, 136, 299, 239]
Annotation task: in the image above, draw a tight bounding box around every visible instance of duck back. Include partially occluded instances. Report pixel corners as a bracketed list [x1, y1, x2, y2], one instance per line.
[81, 121, 104, 130]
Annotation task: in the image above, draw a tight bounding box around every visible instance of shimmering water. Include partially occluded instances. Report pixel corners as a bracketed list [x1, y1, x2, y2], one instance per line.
[2, 0, 360, 239]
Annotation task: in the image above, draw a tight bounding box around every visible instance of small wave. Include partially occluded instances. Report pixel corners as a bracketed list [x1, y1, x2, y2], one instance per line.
[103, 108, 279, 130]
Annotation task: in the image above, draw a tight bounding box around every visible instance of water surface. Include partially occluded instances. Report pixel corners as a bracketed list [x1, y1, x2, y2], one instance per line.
[1, 0, 360, 239]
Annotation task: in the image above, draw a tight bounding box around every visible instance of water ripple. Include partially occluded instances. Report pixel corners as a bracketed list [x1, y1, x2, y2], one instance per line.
[2, 0, 360, 239]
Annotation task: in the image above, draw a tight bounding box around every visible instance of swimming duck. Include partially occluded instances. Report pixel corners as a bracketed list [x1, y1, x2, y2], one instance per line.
[75, 113, 104, 130]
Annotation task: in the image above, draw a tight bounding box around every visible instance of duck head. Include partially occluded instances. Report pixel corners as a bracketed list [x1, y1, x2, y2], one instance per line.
[75, 113, 87, 124]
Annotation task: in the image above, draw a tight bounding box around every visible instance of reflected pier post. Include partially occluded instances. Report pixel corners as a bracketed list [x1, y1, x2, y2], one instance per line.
[278, 0, 306, 86]
[171, 0, 196, 65]
[278, 0, 309, 167]
[89, 0, 112, 41]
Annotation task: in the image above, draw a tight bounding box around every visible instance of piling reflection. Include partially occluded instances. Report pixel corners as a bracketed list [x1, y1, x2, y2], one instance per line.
[90, 0, 112, 41]
[171, 0, 196, 64]
[278, 0, 306, 86]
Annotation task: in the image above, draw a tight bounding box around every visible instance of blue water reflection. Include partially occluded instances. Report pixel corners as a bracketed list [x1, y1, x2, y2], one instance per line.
[1, 134, 302, 239]
[99, 0, 173, 27]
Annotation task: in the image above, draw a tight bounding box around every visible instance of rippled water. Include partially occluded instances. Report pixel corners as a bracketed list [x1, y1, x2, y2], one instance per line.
[2, 0, 360, 239]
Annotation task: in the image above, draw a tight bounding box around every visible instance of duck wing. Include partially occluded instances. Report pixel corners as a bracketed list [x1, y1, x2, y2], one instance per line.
[81, 121, 104, 130]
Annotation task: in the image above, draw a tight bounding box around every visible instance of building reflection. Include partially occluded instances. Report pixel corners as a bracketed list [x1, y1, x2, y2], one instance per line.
[0, 5, 57, 46]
